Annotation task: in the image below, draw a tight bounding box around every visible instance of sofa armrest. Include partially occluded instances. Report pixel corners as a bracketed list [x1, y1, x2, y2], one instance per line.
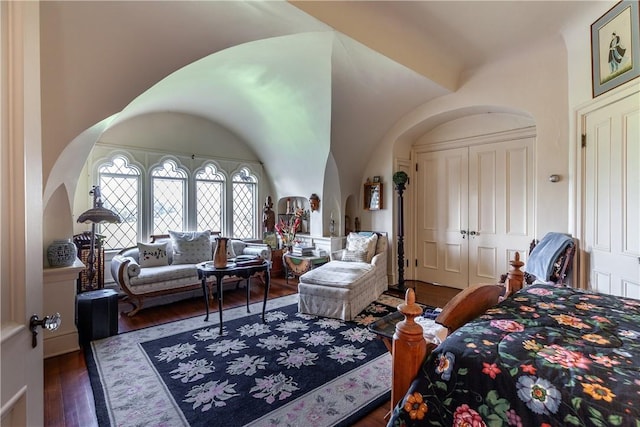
[331, 249, 345, 261]
[110, 254, 138, 291]
[124, 256, 141, 277]
[240, 243, 271, 261]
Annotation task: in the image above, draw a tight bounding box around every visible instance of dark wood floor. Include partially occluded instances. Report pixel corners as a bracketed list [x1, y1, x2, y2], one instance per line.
[44, 277, 459, 427]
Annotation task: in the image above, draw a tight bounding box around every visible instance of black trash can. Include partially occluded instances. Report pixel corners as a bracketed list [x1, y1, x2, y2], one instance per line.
[76, 289, 118, 344]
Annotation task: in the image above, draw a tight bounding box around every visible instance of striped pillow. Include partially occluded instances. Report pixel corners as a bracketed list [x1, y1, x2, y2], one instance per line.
[341, 250, 367, 263]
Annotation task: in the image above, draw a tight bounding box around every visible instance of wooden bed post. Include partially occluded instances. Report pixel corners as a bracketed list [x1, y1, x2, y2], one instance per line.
[391, 289, 436, 415]
[389, 255, 526, 414]
[504, 252, 525, 296]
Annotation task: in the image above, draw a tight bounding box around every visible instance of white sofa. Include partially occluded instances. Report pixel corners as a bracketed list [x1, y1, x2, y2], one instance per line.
[297, 232, 388, 321]
[111, 231, 271, 316]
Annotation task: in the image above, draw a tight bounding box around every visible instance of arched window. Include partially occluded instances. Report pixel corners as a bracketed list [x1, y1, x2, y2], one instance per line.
[98, 155, 141, 249]
[231, 167, 257, 239]
[151, 159, 187, 235]
[91, 146, 262, 248]
[195, 163, 225, 233]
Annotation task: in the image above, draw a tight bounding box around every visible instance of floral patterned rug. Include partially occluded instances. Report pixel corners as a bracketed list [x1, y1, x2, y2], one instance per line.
[86, 293, 403, 426]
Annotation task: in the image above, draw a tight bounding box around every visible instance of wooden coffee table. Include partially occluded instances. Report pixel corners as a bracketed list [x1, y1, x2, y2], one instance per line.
[196, 260, 270, 334]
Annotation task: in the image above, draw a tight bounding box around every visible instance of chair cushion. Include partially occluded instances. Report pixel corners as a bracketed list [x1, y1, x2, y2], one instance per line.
[299, 261, 373, 288]
[129, 264, 199, 287]
[169, 230, 212, 264]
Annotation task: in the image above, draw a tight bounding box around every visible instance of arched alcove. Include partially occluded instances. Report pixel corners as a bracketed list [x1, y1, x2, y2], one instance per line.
[344, 195, 357, 235]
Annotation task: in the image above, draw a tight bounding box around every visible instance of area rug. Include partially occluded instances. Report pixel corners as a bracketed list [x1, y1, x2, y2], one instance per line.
[86, 293, 406, 427]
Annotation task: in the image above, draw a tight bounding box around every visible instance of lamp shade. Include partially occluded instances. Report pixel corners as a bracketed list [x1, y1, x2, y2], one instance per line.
[77, 207, 121, 224]
[393, 171, 409, 186]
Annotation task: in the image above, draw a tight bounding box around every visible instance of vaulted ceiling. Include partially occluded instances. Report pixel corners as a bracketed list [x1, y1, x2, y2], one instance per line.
[42, 0, 604, 203]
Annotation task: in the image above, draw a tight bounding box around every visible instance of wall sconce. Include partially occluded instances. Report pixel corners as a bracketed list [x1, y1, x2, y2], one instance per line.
[77, 186, 121, 282]
[548, 174, 561, 183]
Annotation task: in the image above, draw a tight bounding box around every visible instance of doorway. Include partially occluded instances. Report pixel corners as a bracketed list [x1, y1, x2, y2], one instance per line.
[413, 128, 535, 289]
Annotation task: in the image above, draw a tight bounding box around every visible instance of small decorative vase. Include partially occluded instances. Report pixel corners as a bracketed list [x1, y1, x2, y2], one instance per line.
[213, 237, 229, 268]
[47, 239, 77, 267]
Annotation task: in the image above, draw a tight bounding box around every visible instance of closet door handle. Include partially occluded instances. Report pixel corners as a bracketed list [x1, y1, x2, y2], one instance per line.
[460, 230, 467, 239]
[469, 231, 478, 236]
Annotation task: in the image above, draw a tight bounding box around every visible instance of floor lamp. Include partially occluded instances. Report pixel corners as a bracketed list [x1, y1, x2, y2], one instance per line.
[77, 186, 121, 284]
[393, 171, 408, 292]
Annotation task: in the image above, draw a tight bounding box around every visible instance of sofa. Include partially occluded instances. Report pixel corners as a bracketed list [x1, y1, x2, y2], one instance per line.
[297, 231, 388, 321]
[110, 230, 271, 316]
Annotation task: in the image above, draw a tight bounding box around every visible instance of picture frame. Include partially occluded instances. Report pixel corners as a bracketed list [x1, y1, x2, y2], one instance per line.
[591, 0, 640, 97]
[373, 175, 381, 183]
[364, 182, 383, 210]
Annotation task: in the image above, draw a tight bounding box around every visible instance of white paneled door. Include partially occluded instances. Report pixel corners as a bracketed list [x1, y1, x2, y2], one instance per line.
[415, 136, 534, 289]
[584, 91, 640, 298]
[1, 2, 44, 426]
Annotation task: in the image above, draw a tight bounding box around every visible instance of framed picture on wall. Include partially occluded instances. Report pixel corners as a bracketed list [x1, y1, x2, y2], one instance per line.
[591, 0, 640, 97]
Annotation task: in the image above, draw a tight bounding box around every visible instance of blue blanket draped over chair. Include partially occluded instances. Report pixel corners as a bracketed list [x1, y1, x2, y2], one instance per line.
[524, 232, 573, 282]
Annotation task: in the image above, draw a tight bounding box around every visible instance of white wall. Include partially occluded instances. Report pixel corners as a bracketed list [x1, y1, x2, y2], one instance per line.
[366, 37, 571, 283]
[100, 112, 259, 160]
[371, 40, 560, 226]
[563, 1, 626, 234]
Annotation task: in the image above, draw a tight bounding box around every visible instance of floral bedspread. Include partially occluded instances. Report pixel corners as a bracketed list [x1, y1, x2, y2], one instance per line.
[389, 283, 640, 427]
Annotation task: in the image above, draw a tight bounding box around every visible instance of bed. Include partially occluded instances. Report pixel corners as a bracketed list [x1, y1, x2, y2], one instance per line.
[388, 256, 640, 426]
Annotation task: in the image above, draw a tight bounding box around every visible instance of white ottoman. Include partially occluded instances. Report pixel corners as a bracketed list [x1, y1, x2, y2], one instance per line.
[297, 260, 377, 321]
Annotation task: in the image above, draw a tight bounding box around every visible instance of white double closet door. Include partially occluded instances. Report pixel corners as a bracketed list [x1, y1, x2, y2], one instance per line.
[415, 134, 535, 289]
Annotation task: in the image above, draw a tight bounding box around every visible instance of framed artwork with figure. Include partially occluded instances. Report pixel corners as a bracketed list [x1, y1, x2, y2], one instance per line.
[591, 0, 640, 97]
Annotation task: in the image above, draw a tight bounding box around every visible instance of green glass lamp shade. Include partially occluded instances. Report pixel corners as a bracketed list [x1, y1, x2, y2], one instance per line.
[393, 171, 409, 186]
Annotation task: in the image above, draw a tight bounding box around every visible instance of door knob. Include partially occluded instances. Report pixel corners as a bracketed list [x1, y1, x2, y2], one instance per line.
[29, 313, 61, 348]
[460, 230, 467, 239]
[469, 231, 478, 237]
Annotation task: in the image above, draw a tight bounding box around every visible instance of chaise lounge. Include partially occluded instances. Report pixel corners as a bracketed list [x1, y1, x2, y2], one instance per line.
[297, 231, 388, 321]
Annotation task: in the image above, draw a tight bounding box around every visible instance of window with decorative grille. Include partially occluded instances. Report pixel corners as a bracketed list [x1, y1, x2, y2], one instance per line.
[98, 156, 141, 250]
[95, 151, 260, 250]
[151, 159, 187, 235]
[232, 167, 257, 239]
[195, 163, 225, 233]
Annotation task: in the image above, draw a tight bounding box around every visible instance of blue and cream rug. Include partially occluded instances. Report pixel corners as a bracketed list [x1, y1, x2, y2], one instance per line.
[86, 294, 405, 426]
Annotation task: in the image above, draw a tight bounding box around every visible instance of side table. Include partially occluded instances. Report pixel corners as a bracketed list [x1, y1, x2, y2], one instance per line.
[196, 260, 270, 334]
[283, 253, 329, 283]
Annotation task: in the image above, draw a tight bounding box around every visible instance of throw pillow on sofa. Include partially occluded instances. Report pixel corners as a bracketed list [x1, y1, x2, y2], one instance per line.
[346, 232, 378, 262]
[169, 230, 212, 264]
[138, 241, 169, 268]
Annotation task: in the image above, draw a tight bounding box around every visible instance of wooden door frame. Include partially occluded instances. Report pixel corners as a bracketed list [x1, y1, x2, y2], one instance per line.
[573, 83, 640, 290]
